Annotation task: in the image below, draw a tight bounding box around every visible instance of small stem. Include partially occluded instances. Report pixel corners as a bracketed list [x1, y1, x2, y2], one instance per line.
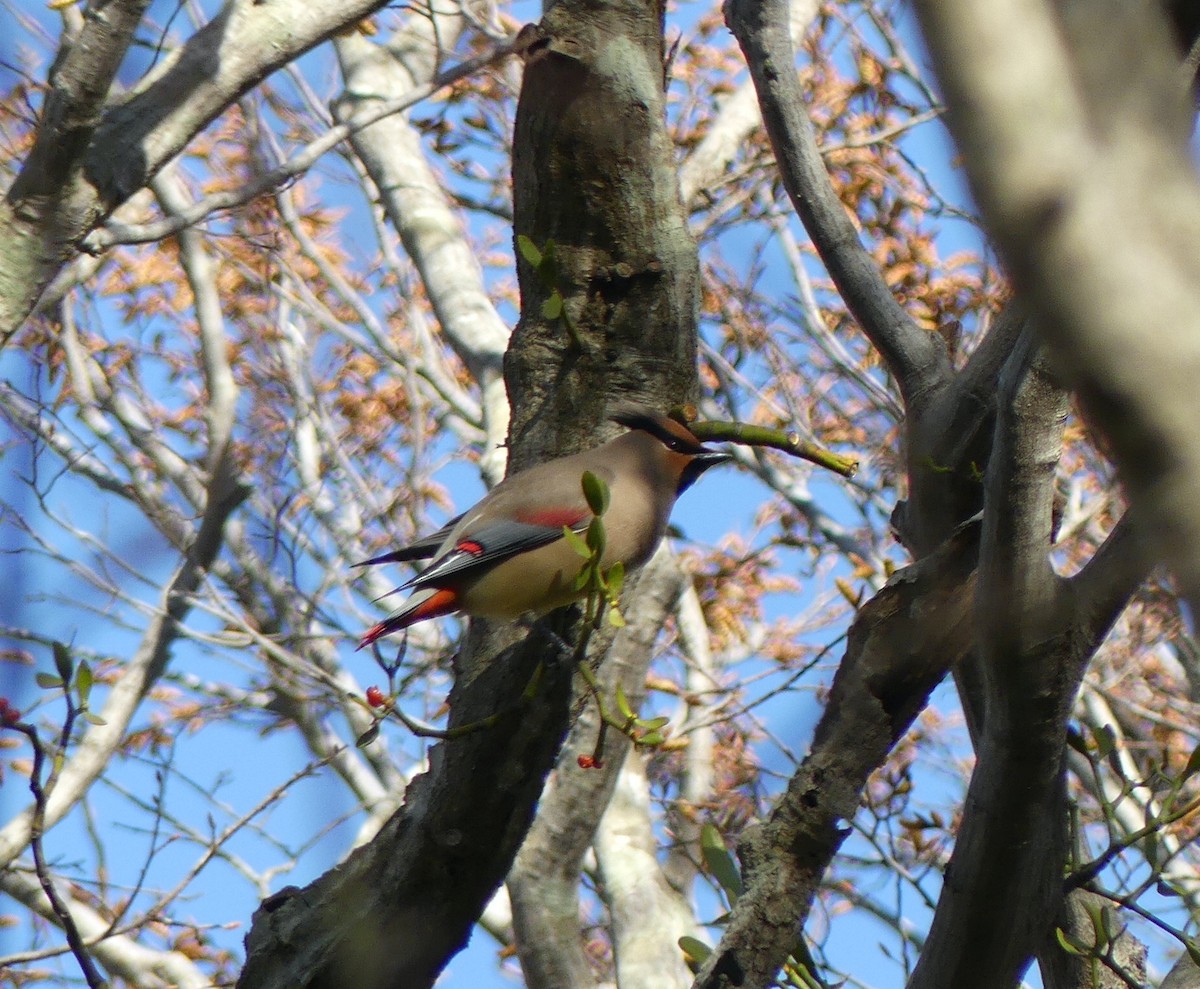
[381, 661, 547, 740]
[1067, 790, 1200, 891]
[691, 419, 859, 477]
[18, 717, 109, 989]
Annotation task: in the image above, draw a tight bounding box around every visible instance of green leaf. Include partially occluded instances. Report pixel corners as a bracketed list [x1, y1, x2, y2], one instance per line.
[1145, 833, 1160, 871]
[52, 641, 73, 685]
[637, 716, 670, 731]
[783, 958, 823, 989]
[562, 525, 592, 559]
[678, 936, 711, 966]
[585, 516, 606, 557]
[606, 561, 625, 599]
[541, 293, 563, 320]
[1082, 900, 1108, 950]
[1065, 727, 1090, 757]
[607, 606, 626, 628]
[615, 683, 636, 721]
[516, 234, 542, 266]
[573, 564, 594, 592]
[1054, 926, 1086, 956]
[581, 470, 610, 516]
[356, 724, 380, 748]
[701, 824, 743, 901]
[637, 731, 665, 746]
[83, 711, 107, 726]
[1098, 905, 1120, 947]
[1093, 723, 1117, 761]
[522, 661, 545, 701]
[74, 660, 93, 705]
[35, 672, 63, 690]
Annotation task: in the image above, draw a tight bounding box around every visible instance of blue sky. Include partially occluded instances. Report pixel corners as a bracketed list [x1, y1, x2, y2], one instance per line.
[0, 1, 1186, 987]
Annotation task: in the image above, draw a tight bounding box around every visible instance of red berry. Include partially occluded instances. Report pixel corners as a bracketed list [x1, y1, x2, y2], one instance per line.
[577, 755, 595, 769]
[366, 686, 385, 708]
[0, 700, 18, 726]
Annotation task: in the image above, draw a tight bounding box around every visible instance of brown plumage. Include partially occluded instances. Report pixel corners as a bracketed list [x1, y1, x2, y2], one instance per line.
[356, 405, 728, 648]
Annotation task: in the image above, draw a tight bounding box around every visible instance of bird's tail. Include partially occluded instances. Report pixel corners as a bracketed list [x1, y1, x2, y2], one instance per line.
[357, 587, 459, 650]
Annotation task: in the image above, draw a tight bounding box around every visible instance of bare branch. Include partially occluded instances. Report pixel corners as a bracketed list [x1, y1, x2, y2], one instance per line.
[595, 752, 695, 989]
[692, 517, 980, 989]
[678, 0, 819, 209]
[509, 549, 684, 989]
[911, 0, 1200, 614]
[334, 20, 512, 483]
[0, 485, 244, 870]
[1, 0, 401, 338]
[908, 335, 1135, 989]
[1, 866, 209, 989]
[975, 329, 1067, 649]
[8, 0, 150, 202]
[726, 0, 951, 408]
[152, 165, 240, 501]
[1069, 512, 1151, 644]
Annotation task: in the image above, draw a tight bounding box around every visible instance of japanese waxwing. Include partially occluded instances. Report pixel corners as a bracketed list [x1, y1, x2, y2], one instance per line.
[356, 405, 729, 648]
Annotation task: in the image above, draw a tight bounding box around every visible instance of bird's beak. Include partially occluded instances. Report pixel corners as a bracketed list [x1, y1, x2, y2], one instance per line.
[678, 449, 731, 493]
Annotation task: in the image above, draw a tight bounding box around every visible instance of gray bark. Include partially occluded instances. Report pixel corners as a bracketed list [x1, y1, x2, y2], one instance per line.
[911, 0, 1200, 617]
[692, 516, 981, 988]
[508, 550, 684, 989]
[693, 3, 1159, 986]
[239, 1, 702, 986]
[506, 0, 699, 459]
[1039, 889, 1147, 989]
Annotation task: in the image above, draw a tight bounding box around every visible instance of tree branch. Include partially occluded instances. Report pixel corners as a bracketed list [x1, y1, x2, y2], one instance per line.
[0, 0, 400, 340]
[0, 475, 245, 870]
[692, 516, 980, 989]
[910, 0, 1200, 616]
[975, 329, 1066, 653]
[237, 616, 583, 989]
[1068, 512, 1150, 645]
[333, 19, 512, 484]
[678, 0, 819, 209]
[726, 0, 950, 409]
[509, 549, 684, 989]
[900, 304, 1026, 556]
[9, 0, 150, 203]
[0, 868, 209, 989]
[595, 751, 695, 989]
[908, 332, 1138, 989]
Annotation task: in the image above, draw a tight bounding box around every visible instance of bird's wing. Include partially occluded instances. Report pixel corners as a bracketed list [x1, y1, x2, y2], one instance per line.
[354, 514, 466, 567]
[405, 511, 591, 590]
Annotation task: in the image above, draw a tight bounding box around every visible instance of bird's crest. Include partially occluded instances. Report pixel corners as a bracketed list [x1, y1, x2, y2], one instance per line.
[608, 403, 710, 455]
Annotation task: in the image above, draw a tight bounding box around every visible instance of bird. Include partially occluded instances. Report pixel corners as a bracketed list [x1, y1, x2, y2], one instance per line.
[356, 405, 729, 648]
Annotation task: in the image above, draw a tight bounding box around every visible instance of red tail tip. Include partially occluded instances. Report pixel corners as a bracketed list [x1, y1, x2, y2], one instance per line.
[357, 624, 387, 651]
